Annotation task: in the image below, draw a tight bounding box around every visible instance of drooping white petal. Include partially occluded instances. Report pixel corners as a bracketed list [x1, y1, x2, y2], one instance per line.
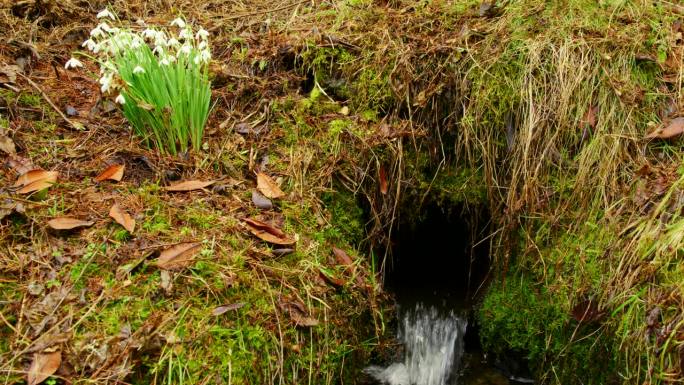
[133, 66, 146, 74]
[90, 26, 105, 38]
[64, 57, 84, 69]
[196, 28, 209, 40]
[160, 58, 170, 66]
[115, 94, 126, 104]
[142, 28, 157, 39]
[170, 17, 186, 28]
[96, 9, 115, 19]
[179, 28, 193, 40]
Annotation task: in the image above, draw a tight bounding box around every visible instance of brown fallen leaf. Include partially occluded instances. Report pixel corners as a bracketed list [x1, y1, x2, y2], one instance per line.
[109, 204, 135, 232]
[280, 300, 319, 327]
[581, 105, 599, 129]
[243, 218, 296, 245]
[47, 217, 94, 230]
[6, 155, 35, 175]
[256, 173, 285, 199]
[0, 127, 15, 155]
[95, 164, 125, 182]
[646, 117, 684, 139]
[319, 268, 345, 287]
[332, 247, 354, 266]
[27, 350, 61, 385]
[14, 170, 58, 188]
[212, 302, 246, 316]
[165, 180, 215, 192]
[379, 165, 388, 195]
[156, 242, 201, 270]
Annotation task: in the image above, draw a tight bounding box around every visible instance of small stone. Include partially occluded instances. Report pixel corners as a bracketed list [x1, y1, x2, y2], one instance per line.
[252, 190, 273, 210]
[28, 281, 45, 296]
[65, 105, 78, 116]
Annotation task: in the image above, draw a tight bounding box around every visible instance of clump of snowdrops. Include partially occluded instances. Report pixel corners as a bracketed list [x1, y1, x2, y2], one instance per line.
[65, 10, 212, 155]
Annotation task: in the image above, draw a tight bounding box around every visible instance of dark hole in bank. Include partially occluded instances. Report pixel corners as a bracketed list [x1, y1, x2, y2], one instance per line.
[373, 200, 534, 385]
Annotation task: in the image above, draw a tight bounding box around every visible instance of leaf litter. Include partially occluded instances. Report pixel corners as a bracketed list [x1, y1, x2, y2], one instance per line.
[156, 242, 202, 270]
[109, 203, 135, 232]
[95, 163, 125, 182]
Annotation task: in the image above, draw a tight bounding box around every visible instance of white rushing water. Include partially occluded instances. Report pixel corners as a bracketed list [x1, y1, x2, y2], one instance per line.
[365, 303, 468, 385]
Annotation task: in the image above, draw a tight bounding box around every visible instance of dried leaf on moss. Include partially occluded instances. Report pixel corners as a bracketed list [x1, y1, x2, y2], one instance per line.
[257, 173, 285, 199]
[646, 117, 684, 139]
[27, 350, 61, 385]
[156, 242, 201, 270]
[109, 203, 135, 232]
[165, 180, 215, 192]
[243, 217, 295, 245]
[95, 164, 125, 182]
[47, 217, 94, 230]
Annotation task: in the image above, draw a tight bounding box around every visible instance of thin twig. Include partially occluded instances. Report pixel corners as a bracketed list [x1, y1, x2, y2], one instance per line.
[17, 72, 85, 131]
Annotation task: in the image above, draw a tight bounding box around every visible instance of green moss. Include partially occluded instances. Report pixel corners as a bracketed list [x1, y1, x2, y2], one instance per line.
[479, 271, 618, 384]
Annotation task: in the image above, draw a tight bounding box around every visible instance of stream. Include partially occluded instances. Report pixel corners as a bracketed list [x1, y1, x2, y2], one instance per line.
[363, 203, 534, 385]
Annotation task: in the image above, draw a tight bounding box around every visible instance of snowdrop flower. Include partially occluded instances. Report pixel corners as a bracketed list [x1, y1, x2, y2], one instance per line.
[178, 44, 192, 56]
[115, 94, 126, 104]
[198, 40, 207, 50]
[196, 28, 209, 40]
[130, 37, 143, 49]
[179, 28, 193, 40]
[133, 66, 146, 74]
[200, 49, 211, 63]
[81, 38, 97, 51]
[64, 57, 84, 69]
[170, 17, 186, 28]
[98, 22, 114, 33]
[142, 28, 157, 39]
[96, 9, 115, 19]
[154, 31, 168, 47]
[90, 25, 105, 38]
[99, 73, 114, 93]
[153, 46, 164, 56]
[160, 58, 170, 66]
[167, 38, 180, 47]
[135, 18, 146, 26]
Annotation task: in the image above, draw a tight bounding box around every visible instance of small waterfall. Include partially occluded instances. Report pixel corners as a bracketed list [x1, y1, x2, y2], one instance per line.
[365, 303, 468, 385]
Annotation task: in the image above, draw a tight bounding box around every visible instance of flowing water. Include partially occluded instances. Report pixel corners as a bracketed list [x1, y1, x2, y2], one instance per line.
[365, 302, 468, 385]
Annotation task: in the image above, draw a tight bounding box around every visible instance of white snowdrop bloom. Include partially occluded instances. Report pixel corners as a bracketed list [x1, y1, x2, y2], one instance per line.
[200, 49, 211, 63]
[198, 40, 207, 50]
[99, 73, 114, 93]
[167, 38, 180, 47]
[153, 46, 164, 56]
[133, 66, 146, 74]
[90, 25, 105, 38]
[135, 18, 146, 26]
[98, 22, 113, 33]
[142, 28, 157, 39]
[64, 57, 84, 69]
[96, 9, 115, 19]
[196, 28, 209, 40]
[178, 44, 192, 56]
[154, 31, 168, 46]
[92, 42, 102, 53]
[130, 38, 142, 49]
[179, 28, 193, 40]
[170, 17, 186, 28]
[115, 94, 126, 104]
[193, 55, 201, 65]
[81, 38, 97, 51]
[160, 58, 170, 66]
